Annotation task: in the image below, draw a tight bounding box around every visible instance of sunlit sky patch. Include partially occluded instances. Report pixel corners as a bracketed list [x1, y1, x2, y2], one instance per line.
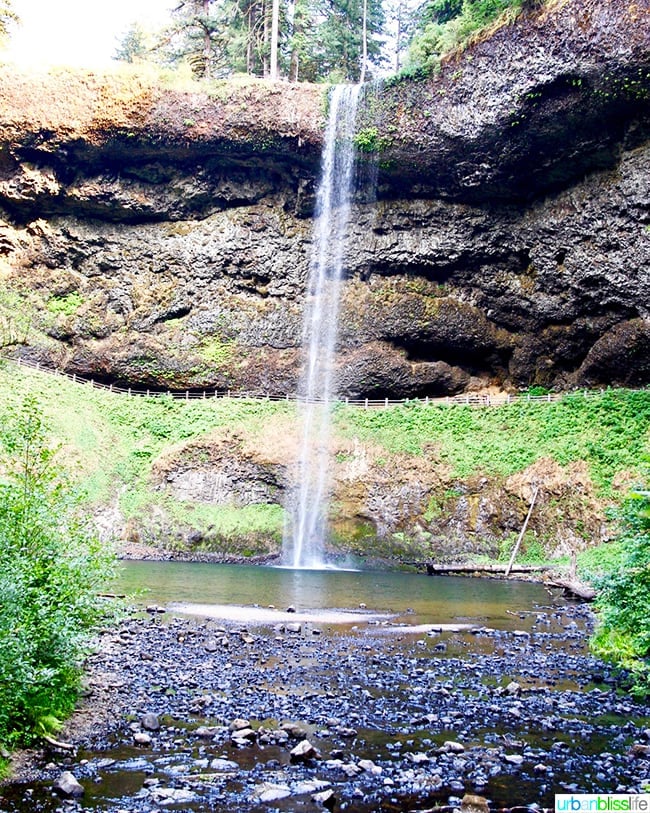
[5, 0, 173, 69]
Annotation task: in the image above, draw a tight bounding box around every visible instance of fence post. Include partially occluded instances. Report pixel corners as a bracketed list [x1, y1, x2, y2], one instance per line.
[128, 388, 131, 396]
[227, 390, 231, 398]
[72, 373, 76, 383]
[185, 390, 189, 401]
[146, 389, 150, 397]
[365, 398, 368, 409]
[109, 383, 113, 392]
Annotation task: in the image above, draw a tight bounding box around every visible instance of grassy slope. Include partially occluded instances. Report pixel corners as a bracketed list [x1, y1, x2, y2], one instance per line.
[0, 363, 291, 545]
[337, 390, 650, 493]
[1, 361, 648, 566]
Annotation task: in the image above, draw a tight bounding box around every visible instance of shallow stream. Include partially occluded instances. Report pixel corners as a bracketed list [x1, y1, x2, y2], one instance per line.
[2, 563, 649, 812]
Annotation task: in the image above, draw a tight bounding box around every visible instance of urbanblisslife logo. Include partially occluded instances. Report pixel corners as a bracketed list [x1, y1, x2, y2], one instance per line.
[556, 796, 650, 812]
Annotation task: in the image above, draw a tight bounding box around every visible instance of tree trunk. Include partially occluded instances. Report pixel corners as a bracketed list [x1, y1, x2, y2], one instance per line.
[394, 0, 403, 73]
[270, 0, 280, 80]
[247, 3, 255, 74]
[203, 0, 211, 78]
[360, 0, 368, 83]
[262, 0, 270, 77]
[288, 0, 301, 82]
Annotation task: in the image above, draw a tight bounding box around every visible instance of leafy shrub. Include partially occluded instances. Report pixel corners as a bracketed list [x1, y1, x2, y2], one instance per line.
[0, 397, 116, 764]
[591, 478, 650, 697]
[407, 0, 528, 74]
[354, 127, 392, 154]
[46, 292, 83, 316]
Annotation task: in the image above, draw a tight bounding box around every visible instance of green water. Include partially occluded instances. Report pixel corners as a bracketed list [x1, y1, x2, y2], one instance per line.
[114, 561, 562, 628]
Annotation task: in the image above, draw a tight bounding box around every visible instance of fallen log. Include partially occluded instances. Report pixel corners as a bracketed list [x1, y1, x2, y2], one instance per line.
[424, 564, 552, 575]
[546, 579, 596, 601]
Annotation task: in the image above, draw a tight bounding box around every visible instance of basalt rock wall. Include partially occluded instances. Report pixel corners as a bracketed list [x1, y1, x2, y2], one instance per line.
[0, 0, 648, 397]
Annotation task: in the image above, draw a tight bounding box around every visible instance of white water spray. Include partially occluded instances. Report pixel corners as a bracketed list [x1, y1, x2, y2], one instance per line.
[283, 84, 361, 569]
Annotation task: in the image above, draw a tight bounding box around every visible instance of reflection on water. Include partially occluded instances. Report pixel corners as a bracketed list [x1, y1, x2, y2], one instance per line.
[114, 561, 562, 628]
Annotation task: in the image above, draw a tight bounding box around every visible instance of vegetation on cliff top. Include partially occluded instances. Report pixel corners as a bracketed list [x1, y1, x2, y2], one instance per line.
[406, 0, 547, 76]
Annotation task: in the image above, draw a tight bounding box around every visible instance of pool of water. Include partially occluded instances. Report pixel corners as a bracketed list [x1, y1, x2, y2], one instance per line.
[114, 561, 564, 630]
[6, 564, 630, 813]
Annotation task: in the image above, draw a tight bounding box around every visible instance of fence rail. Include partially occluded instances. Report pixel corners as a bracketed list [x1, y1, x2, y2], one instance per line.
[1, 355, 633, 409]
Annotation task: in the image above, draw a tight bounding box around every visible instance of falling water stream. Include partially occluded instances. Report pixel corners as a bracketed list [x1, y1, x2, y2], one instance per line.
[283, 85, 361, 569]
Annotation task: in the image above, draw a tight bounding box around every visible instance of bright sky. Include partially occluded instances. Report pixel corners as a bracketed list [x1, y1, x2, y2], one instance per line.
[5, 0, 174, 69]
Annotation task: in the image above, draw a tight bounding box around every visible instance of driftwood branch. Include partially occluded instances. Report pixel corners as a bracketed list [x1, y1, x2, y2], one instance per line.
[42, 734, 76, 751]
[505, 485, 540, 577]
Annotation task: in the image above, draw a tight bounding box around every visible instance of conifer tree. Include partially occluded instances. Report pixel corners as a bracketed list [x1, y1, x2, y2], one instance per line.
[113, 23, 149, 64]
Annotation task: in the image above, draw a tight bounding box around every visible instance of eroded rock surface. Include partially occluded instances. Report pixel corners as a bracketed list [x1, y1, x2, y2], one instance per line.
[0, 0, 648, 396]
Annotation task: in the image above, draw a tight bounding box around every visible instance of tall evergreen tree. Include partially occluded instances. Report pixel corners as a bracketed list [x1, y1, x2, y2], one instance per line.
[113, 23, 149, 64]
[308, 0, 385, 82]
[159, 0, 241, 79]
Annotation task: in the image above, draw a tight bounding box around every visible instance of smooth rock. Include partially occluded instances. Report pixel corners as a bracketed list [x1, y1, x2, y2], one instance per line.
[53, 771, 84, 798]
[210, 757, 240, 771]
[151, 787, 199, 805]
[141, 713, 160, 732]
[254, 783, 291, 803]
[461, 793, 490, 813]
[134, 732, 152, 746]
[290, 739, 320, 762]
[313, 787, 336, 808]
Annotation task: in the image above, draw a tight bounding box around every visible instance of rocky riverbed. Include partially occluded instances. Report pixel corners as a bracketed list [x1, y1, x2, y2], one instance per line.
[2, 600, 650, 812]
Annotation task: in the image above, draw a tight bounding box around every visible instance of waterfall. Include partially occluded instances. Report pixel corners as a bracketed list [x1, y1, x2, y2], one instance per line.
[283, 84, 361, 569]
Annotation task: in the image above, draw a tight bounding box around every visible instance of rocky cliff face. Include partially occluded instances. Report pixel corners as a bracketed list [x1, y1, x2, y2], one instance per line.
[0, 0, 648, 398]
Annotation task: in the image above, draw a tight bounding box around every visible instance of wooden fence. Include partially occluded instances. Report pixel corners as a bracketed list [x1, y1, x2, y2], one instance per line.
[1, 355, 623, 409]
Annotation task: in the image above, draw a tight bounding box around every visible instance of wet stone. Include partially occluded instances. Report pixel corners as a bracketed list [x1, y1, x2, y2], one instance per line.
[53, 771, 84, 798]
[254, 782, 292, 802]
[461, 793, 490, 813]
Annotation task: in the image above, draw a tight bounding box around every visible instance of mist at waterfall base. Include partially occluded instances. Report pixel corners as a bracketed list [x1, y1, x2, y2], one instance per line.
[282, 84, 362, 571]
